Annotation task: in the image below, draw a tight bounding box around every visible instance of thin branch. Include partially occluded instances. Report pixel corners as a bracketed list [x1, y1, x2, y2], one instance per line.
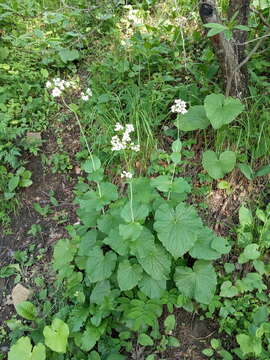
[251, 7, 270, 29]
[238, 32, 270, 45]
[225, 32, 269, 97]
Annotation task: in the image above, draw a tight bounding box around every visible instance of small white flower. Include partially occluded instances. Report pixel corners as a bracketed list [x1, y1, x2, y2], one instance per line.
[58, 80, 66, 90]
[51, 87, 62, 97]
[122, 131, 131, 143]
[53, 78, 61, 86]
[121, 171, 133, 179]
[171, 99, 188, 114]
[81, 93, 89, 101]
[46, 81, 52, 88]
[131, 144, 140, 152]
[114, 123, 124, 131]
[111, 135, 126, 151]
[65, 81, 71, 88]
[86, 88, 93, 96]
[125, 124, 134, 133]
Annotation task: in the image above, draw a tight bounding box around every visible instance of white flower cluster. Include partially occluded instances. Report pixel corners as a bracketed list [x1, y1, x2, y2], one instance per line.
[171, 99, 188, 114]
[46, 78, 76, 98]
[121, 171, 133, 179]
[111, 123, 140, 152]
[81, 88, 93, 101]
[46, 78, 92, 101]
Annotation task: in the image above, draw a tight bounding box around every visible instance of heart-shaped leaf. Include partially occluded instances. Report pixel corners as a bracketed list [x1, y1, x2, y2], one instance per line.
[202, 150, 236, 179]
[154, 203, 203, 258]
[174, 260, 217, 304]
[117, 260, 143, 291]
[204, 94, 244, 129]
[175, 106, 210, 131]
[43, 318, 69, 353]
[8, 337, 46, 360]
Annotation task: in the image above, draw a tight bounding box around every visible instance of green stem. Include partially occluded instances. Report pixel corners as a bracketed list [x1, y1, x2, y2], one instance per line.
[129, 180, 135, 223]
[168, 127, 180, 201]
[62, 98, 103, 200]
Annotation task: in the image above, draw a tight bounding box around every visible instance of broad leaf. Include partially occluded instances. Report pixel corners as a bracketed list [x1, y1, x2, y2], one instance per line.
[86, 247, 117, 283]
[119, 223, 143, 241]
[132, 177, 158, 204]
[135, 241, 171, 280]
[43, 318, 69, 353]
[99, 182, 118, 204]
[236, 334, 262, 356]
[59, 48, 79, 63]
[139, 274, 166, 299]
[103, 229, 129, 256]
[53, 238, 77, 271]
[90, 280, 111, 304]
[204, 93, 244, 129]
[151, 175, 171, 192]
[238, 244, 260, 264]
[202, 150, 236, 179]
[121, 201, 149, 222]
[138, 333, 153, 346]
[78, 230, 97, 256]
[80, 324, 101, 352]
[189, 228, 224, 260]
[117, 260, 143, 291]
[175, 105, 210, 131]
[154, 203, 203, 258]
[220, 281, 238, 297]
[8, 337, 45, 360]
[68, 306, 89, 332]
[82, 156, 101, 173]
[164, 315, 176, 332]
[15, 302, 37, 321]
[174, 260, 217, 304]
[8, 176, 20, 192]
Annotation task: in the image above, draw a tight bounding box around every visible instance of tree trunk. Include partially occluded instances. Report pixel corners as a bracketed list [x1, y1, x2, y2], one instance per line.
[199, 0, 251, 99]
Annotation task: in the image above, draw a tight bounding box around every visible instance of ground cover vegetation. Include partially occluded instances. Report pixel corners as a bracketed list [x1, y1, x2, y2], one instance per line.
[0, 0, 269, 359]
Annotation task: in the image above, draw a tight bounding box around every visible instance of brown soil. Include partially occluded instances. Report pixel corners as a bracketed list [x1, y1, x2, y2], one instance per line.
[0, 128, 78, 328]
[163, 309, 218, 360]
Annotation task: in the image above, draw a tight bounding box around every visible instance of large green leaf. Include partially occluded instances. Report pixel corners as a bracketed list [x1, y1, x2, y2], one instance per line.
[53, 238, 77, 271]
[119, 223, 143, 241]
[202, 150, 236, 179]
[15, 302, 37, 321]
[68, 306, 89, 332]
[103, 229, 129, 256]
[236, 334, 262, 356]
[90, 280, 111, 304]
[135, 241, 171, 280]
[175, 105, 210, 131]
[154, 203, 203, 258]
[78, 230, 97, 256]
[174, 260, 217, 304]
[80, 324, 101, 352]
[43, 318, 69, 353]
[99, 182, 118, 204]
[238, 244, 260, 264]
[117, 260, 143, 291]
[189, 228, 230, 260]
[139, 274, 166, 299]
[59, 48, 80, 63]
[132, 177, 158, 204]
[121, 201, 149, 223]
[8, 337, 45, 360]
[204, 93, 244, 129]
[86, 246, 117, 283]
[8, 176, 20, 192]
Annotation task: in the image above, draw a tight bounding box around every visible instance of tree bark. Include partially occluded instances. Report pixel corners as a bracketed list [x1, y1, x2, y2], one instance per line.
[199, 0, 251, 99]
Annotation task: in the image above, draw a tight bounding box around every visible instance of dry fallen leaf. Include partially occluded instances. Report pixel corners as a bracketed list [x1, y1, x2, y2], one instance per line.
[11, 284, 32, 306]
